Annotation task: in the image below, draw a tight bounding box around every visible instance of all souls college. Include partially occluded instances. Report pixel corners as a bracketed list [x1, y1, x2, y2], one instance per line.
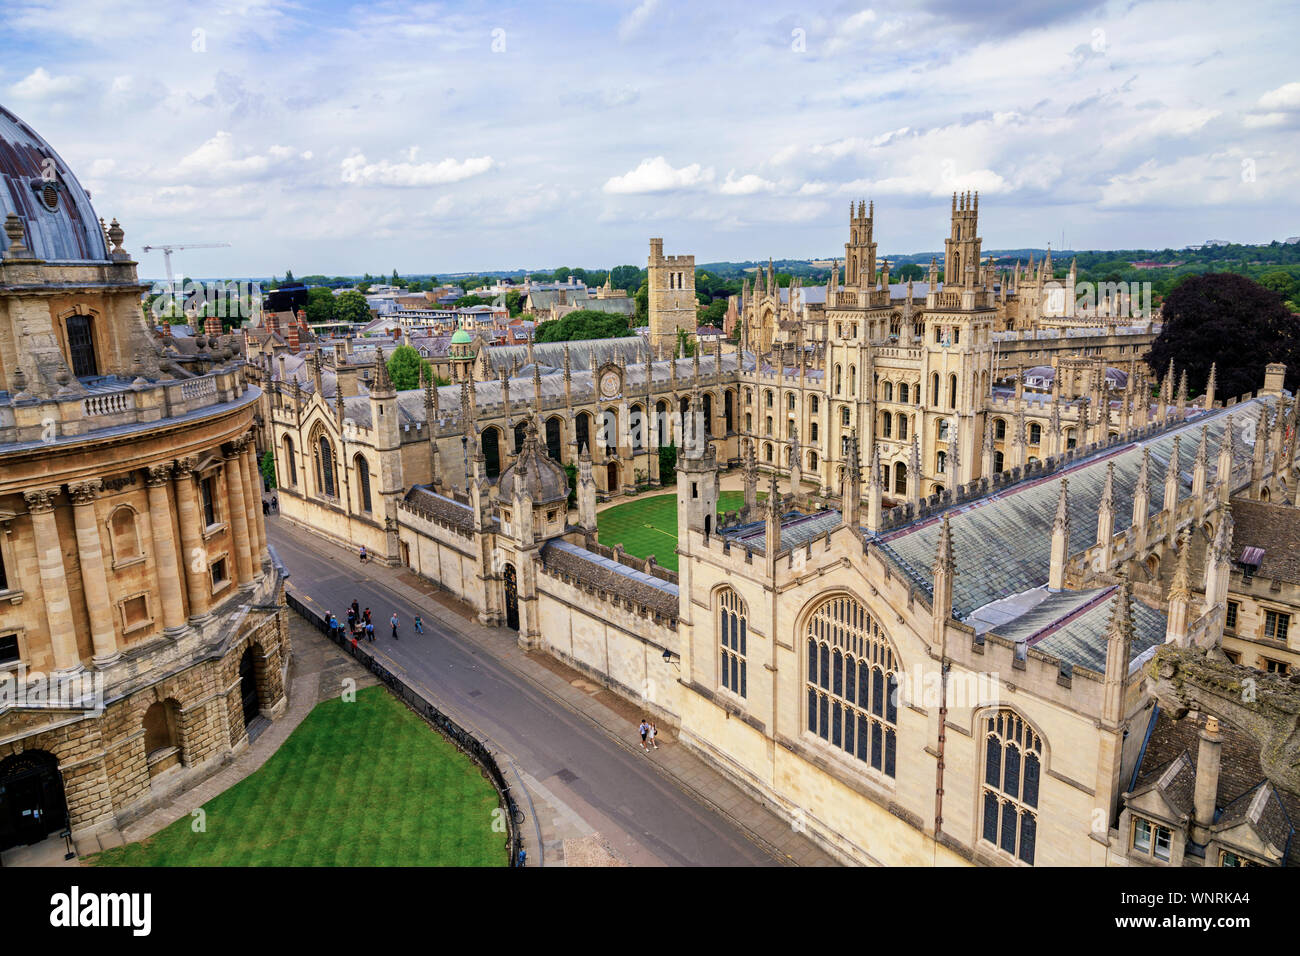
[3, 103, 1299, 868]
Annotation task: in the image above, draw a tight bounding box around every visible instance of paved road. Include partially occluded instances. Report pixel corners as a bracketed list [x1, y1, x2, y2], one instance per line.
[267, 521, 779, 866]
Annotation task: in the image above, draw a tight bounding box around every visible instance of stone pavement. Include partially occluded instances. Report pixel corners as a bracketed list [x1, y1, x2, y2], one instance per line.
[75, 613, 379, 857]
[272, 517, 839, 867]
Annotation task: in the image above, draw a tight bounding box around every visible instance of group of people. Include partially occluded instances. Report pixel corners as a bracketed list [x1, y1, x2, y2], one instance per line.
[327, 600, 424, 645]
[638, 718, 660, 752]
[261, 495, 278, 516]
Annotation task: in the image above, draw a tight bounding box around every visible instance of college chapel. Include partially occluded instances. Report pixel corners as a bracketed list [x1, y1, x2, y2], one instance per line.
[264, 193, 1300, 867]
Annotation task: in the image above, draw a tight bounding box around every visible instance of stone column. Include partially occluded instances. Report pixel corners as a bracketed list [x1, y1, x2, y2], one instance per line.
[146, 464, 188, 633]
[243, 439, 269, 567]
[25, 489, 81, 672]
[172, 457, 213, 622]
[67, 479, 119, 664]
[224, 442, 255, 588]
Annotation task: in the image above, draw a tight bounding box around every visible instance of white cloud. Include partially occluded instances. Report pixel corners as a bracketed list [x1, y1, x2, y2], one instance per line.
[719, 171, 776, 195]
[174, 131, 311, 183]
[618, 0, 659, 41]
[9, 67, 86, 100]
[603, 156, 713, 194]
[339, 153, 496, 187]
[1258, 81, 1300, 111]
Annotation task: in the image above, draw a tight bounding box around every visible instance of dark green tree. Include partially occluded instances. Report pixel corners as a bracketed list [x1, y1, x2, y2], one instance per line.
[304, 286, 338, 325]
[658, 443, 677, 485]
[259, 450, 276, 490]
[336, 289, 371, 324]
[386, 345, 430, 391]
[534, 310, 634, 342]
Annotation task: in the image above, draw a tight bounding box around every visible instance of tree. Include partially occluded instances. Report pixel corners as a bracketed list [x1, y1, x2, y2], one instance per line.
[505, 290, 524, 317]
[1259, 270, 1297, 301]
[391, 269, 401, 286]
[304, 286, 338, 325]
[284, 269, 295, 284]
[534, 309, 634, 342]
[454, 294, 492, 309]
[563, 462, 578, 507]
[634, 280, 649, 325]
[895, 263, 924, 282]
[1147, 273, 1300, 400]
[552, 266, 572, 282]
[259, 450, 276, 490]
[386, 345, 429, 391]
[658, 443, 677, 485]
[609, 265, 643, 293]
[698, 298, 727, 327]
[336, 289, 371, 324]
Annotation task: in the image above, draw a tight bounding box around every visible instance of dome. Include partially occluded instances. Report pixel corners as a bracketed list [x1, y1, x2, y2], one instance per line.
[450, 326, 472, 345]
[497, 418, 570, 505]
[0, 105, 109, 262]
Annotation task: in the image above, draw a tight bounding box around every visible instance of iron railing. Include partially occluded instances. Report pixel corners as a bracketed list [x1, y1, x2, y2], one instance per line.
[285, 589, 524, 867]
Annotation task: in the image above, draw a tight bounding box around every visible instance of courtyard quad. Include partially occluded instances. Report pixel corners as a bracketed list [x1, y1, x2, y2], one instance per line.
[596, 490, 763, 572]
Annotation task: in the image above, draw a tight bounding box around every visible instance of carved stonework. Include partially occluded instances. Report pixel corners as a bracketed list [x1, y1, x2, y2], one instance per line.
[67, 479, 104, 505]
[146, 463, 173, 487]
[102, 473, 136, 492]
[23, 487, 59, 513]
[173, 456, 199, 478]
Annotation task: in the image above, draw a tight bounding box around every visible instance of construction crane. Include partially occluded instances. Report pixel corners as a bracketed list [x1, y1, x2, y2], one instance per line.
[140, 241, 231, 297]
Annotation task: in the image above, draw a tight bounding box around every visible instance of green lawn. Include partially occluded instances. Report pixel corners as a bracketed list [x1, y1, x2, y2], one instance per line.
[90, 686, 505, 867]
[597, 489, 761, 572]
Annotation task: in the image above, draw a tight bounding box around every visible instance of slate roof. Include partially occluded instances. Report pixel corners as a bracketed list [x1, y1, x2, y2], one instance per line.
[1228, 498, 1300, 585]
[403, 485, 476, 532]
[540, 539, 679, 620]
[877, 398, 1271, 621]
[722, 509, 843, 555]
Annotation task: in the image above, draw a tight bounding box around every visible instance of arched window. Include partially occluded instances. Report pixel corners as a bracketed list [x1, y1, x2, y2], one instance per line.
[883, 381, 893, 402]
[899, 383, 909, 404]
[841, 406, 851, 427]
[849, 365, 857, 395]
[765, 389, 773, 408]
[514, 419, 528, 454]
[142, 699, 180, 759]
[937, 450, 947, 473]
[810, 396, 819, 414]
[931, 372, 940, 405]
[938, 419, 950, 442]
[315, 433, 337, 498]
[810, 422, 819, 443]
[281, 435, 297, 487]
[766, 415, 773, 436]
[981, 709, 1042, 865]
[787, 392, 796, 411]
[1065, 428, 1076, 450]
[882, 413, 892, 438]
[724, 390, 734, 432]
[703, 393, 714, 437]
[719, 588, 748, 698]
[482, 426, 502, 478]
[949, 373, 958, 409]
[65, 313, 99, 378]
[764, 442, 773, 462]
[835, 365, 842, 395]
[994, 450, 1005, 472]
[808, 450, 818, 470]
[355, 455, 373, 513]
[804, 595, 899, 777]
[109, 506, 143, 565]
[894, 461, 907, 494]
[1029, 423, 1042, 445]
[994, 418, 1007, 441]
[898, 414, 908, 440]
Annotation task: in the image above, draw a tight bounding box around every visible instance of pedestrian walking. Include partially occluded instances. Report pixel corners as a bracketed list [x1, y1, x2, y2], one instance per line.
[366, 621, 375, 643]
[351, 599, 360, 621]
[649, 722, 659, 750]
[363, 607, 372, 626]
[359, 545, 368, 563]
[271, 495, 278, 513]
[262, 500, 269, 516]
[347, 607, 357, 634]
[638, 718, 650, 751]
[414, 614, 424, 634]
[390, 612, 399, 640]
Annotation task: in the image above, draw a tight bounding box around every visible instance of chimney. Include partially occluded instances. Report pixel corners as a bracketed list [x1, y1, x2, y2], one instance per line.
[286, 318, 300, 353]
[1192, 716, 1223, 844]
[204, 314, 222, 337]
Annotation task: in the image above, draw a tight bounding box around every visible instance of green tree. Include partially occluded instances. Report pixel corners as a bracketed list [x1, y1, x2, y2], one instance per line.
[336, 289, 371, 324]
[634, 280, 649, 325]
[564, 462, 578, 507]
[386, 345, 429, 391]
[505, 290, 524, 317]
[284, 269, 295, 284]
[259, 450, 276, 490]
[304, 286, 338, 325]
[454, 294, 492, 309]
[676, 327, 696, 357]
[552, 266, 572, 282]
[658, 443, 678, 485]
[1259, 270, 1297, 301]
[609, 265, 643, 293]
[534, 309, 634, 342]
[391, 269, 401, 286]
[895, 263, 924, 282]
[698, 298, 727, 327]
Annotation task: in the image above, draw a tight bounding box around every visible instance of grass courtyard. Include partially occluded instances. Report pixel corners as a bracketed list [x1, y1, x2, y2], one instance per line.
[90, 686, 505, 867]
[597, 489, 762, 572]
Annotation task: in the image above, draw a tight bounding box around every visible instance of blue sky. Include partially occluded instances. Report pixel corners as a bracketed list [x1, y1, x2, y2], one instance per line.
[2, 0, 1298, 278]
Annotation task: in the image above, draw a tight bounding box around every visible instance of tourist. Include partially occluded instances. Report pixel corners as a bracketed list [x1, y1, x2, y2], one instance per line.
[638, 718, 649, 751]
[359, 545, 367, 563]
[271, 495, 278, 513]
[351, 599, 360, 622]
[347, 606, 357, 635]
[649, 722, 659, 751]
[414, 614, 424, 634]
[390, 612, 399, 641]
[366, 621, 375, 643]
[262, 499, 269, 515]
[363, 607, 372, 627]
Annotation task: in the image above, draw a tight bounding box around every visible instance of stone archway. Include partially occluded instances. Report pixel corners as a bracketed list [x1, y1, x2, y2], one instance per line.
[0, 751, 68, 851]
[503, 563, 519, 631]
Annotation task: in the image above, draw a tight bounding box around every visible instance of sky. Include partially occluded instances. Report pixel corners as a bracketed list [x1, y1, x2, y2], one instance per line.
[2, 0, 1298, 279]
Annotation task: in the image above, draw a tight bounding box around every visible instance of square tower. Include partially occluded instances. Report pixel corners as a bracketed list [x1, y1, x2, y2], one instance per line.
[648, 238, 696, 352]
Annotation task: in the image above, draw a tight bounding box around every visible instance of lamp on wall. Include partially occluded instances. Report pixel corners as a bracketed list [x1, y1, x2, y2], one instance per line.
[662, 648, 680, 670]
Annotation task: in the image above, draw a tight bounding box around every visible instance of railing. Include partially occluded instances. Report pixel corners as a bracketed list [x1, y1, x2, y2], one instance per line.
[83, 392, 131, 416]
[285, 589, 524, 867]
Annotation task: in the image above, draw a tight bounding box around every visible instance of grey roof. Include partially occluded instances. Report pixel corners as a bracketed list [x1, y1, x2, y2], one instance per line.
[482, 336, 648, 373]
[723, 509, 842, 554]
[0, 105, 108, 262]
[878, 398, 1271, 620]
[1030, 588, 1167, 673]
[403, 485, 476, 532]
[541, 539, 678, 620]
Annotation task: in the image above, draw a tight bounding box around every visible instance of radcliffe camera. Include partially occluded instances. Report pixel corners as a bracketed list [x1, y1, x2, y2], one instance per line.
[0, 0, 1293, 939]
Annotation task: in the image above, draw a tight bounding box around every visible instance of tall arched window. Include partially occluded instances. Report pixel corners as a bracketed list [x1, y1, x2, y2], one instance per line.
[703, 393, 714, 437]
[883, 381, 893, 402]
[937, 450, 947, 473]
[949, 373, 958, 409]
[810, 422, 819, 442]
[718, 588, 748, 698]
[109, 506, 143, 566]
[849, 365, 857, 395]
[1029, 423, 1042, 445]
[899, 382, 909, 403]
[805, 595, 899, 777]
[994, 418, 1007, 440]
[882, 413, 892, 438]
[841, 406, 851, 427]
[787, 392, 796, 411]
[514, 419, 528, 454]
[898, 414, 908, 440]
[835, 365, 842, 395]
[894, 461, 907, 494]
[724, 390, 734, 432]
[810, 396, 819, 414]
[355, 455, 373, 513]
[315, 433, 337, 498]
[931, 372, 940, 405]
[808, 450, 818, 470]
[282, 435, 297, 486]
[981, 709, 1042, 865]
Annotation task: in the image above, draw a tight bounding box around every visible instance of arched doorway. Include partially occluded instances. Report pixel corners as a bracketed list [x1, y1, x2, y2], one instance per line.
[503, 563, 519, 631]
[238, 647, 260, 729]
[607, 460, 620, 491]
[0, 751, 68, 850]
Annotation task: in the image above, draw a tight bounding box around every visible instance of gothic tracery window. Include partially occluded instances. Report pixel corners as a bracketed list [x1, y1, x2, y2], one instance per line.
[981, 709, 1042, 865]
[719, 588, 748, 698]
[805, 595, 898, 778]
